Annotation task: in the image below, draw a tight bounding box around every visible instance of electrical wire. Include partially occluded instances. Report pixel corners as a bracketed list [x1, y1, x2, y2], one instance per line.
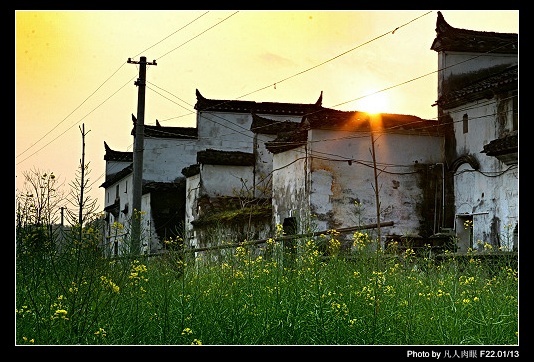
[16, 11, 518, 205]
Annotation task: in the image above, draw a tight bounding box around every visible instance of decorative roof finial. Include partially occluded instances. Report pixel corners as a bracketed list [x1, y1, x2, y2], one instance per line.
[315, 91, 323, 106]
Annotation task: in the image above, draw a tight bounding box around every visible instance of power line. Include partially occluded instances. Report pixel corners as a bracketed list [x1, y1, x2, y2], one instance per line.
[17, 10, 428, 168]
[155, 11, 239, 60]
[16, 76, 136, 166]
[16, 11, 517, 203]
[16, 63, 131, 160]
[15, 11, 220, 166]
[132, 11, 211, 60]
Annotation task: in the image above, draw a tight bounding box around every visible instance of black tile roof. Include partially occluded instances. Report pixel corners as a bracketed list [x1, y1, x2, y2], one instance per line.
[100, 164, 132, 188]
[130, 116, 198, 139]
[103, 141, 132, 162]
[481, 130, 518, 157]
[143, 179, 186, 192]
[250, 112, 301, 135]
[197, 148, 255, 166]
[144, 125, 198, 139]
[304, 109, 437, 133]
[181, 164, 200, 178]
[434, 65, 518, 109]
[264, 129, 308, 154]
[430, 11, 518, 54]
[265, 109, 440, 154]
[194, 89, 324, 115]
[181, 149, 256, 177]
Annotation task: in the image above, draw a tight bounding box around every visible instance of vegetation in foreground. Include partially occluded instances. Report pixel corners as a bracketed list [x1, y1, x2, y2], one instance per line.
[16, 224, 518, 345]
[15, 168, 518, 345]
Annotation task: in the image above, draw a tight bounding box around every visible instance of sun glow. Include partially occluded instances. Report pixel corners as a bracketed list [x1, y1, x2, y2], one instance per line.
[357, 92, 389, 115]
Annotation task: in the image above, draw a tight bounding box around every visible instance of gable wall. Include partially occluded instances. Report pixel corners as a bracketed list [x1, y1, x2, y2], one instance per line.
[437, 52, 517, 99]
[143, 138, 197, 182]
[197, 111, 254, 151]
[447, 96, 518, 251]
[271, 146, 309, 232]
[437, 43, 518, 251]
[200, 164, 255, 198]
[105, 160, 131, 178]
[184, 173, 201, 248]
[253, 114, 302, 198]
[306, 128, 444, 241]
[254, 133, 275, 198]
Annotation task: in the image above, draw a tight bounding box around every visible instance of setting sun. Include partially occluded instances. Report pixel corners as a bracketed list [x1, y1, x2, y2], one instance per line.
[357, 91, 389, 114]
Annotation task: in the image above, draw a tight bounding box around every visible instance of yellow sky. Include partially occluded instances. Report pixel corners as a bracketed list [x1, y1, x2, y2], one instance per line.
[15, 10, 519, 212]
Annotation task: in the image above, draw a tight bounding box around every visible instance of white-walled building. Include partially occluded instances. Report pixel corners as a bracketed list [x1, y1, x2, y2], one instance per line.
[265, 109, 445, 249]
[101, 91, 323, 255]
[182, 149, 272, 251]
[101, 122, 197, 256]
[100, 12, 518, 257]
[431, 11, 518, 251]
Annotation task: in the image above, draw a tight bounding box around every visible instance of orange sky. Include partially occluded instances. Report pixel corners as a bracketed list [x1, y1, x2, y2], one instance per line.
[15, 10, 519, 213]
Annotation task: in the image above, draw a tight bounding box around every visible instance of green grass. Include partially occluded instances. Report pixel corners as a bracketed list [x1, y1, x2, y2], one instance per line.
[16, 229, 518, 345]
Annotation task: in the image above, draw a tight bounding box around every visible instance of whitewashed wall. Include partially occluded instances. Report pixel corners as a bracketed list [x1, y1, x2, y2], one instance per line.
[438, 45, 518, 251]
[184, 172, 201, 249]
[200, 164, 254, 197]
[271, 146, 310, 232]
[271, 128, 444, 243]
[253, 133, 275, 198]
[436, 52, 517, 99]
[143, 138, 197, 182]
[307, 129, 444, 238]
[253, 114, 303, 198]
[103, 174, 145, 256]
[105, 160, 130, 179]
[449, 98, 518, 251]
[197, 111, 253, 151]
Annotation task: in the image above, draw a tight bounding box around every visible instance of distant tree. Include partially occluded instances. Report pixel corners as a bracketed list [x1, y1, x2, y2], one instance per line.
[64, 162, 101, 228]
[15, 167, 64, 253]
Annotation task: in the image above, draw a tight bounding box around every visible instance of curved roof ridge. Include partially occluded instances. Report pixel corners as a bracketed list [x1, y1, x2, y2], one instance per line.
[250, 112, 301, 135]
[195, 89, 325, 115]
[431, 11, 517, 54]
[103, 141, 132, 162]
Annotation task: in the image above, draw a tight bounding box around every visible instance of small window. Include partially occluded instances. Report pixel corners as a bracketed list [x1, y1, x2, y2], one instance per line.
[462, 114, 468, 134]
[115, 185, 120, 200]
[282, 217, 298, 257]
[283, 217, 298, 235]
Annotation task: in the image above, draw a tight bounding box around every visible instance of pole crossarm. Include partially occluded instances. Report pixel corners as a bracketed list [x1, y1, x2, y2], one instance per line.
[127, 56, 156, 255]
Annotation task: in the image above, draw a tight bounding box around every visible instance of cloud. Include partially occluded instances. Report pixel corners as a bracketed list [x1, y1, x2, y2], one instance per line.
[257, 52, 296, 68]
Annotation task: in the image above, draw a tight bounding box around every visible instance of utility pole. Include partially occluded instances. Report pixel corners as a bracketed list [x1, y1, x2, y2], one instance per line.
[127, 56, 157, 255]
[370, 130, 381, 247]
[366, 116, 383, 250]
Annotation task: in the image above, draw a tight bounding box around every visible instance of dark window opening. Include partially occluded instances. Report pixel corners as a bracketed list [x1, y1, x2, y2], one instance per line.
[455, 215, 473, 252]
[282, 217, 298, 265]
[462, 114, 468, 134]
[283, 217, 298, 235]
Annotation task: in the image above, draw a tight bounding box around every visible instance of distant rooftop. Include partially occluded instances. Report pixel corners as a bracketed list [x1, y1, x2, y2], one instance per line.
[430, 11, 518, 54]
[194, 89, 324, 115]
